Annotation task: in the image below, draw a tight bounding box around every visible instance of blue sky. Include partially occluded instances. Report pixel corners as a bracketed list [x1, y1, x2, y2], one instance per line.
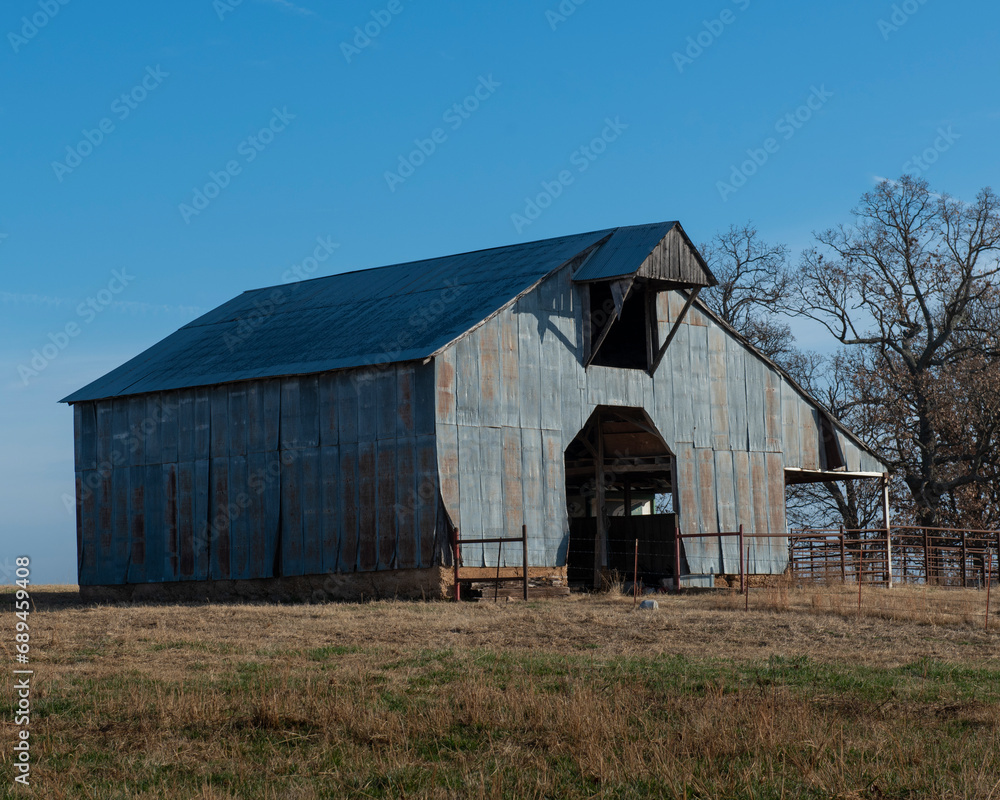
[2, 0, 998, 583]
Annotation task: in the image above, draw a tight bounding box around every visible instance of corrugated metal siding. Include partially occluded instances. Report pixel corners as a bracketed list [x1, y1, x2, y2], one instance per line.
[73, 362, 441, 586]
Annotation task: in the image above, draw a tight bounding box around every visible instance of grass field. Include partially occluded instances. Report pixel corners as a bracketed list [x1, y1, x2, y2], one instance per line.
[4, 585, 1000, 799]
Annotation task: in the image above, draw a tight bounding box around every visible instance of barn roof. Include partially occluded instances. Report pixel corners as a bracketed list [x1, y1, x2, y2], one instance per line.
[65, 223, 710, 403]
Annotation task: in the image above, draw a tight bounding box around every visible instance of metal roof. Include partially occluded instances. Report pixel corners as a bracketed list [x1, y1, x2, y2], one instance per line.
[62, 225, 639, 403]
[572, 221, 678, 281]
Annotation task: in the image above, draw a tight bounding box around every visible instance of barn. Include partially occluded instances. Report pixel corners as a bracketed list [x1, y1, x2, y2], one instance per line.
[62, 221, 888, 600]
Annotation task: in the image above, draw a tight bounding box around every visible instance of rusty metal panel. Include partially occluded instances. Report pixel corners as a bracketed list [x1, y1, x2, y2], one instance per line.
[437, 422, 461, 533]
[799, 405, 821, 470]
[245, 383, 264, 454]
[357, 441, 377, 571]
[301, 448, 321, 575]
[517, 294, 542, 431]
[209, 386, 228, 459]
[501, 426, 524, 541]
[697, 448, 718, 533]
[781, 380, 803, 465]
[499, 309, 521, 428]
[356, 374, 376, 443]
[95, 400, 112, 468]
[714, 450, 738, 572]
[415, 435, 438, 567]
[194, 388, 212, 460]
[478, 318, 501, 426]
[111, 463, 129, 583]
[336, 372, 358, 444]
[667, 320, 694, 444]
[458, 425, 483, 565]
[395, 438, 417, 569]
[143, 396, 162, 466]
[177, 460, 195, 579]
[413, 362, 436, 436]
[162, 462, 179, 580]
[395, 364, 415, 438]
[688, 325, 711, 448]
[144, 464, 165, 582]
[744, 357, 767, 452]
[338, 442, 360, 572]
[95, 469, 112, 583]
[320, 446, 340, 573]
[127, 465, 146, 583]
[318, 373, 339, 448]
[708, 326, 729, 450]
[725, 337, 749, 452]
[764, 452, 787, 572]
[764, 367, 782, 452]
[160, 395, 179, 464]
[279, 450, 303, 576]
[750, 451, 769, 540]
[193, 459, 210, 580]
[674, 444, 698, 536]
[75, 474, 84, 577]
[479, 426, 504, 561]
[375, 368, 397, 441]
[435, 347, 457, 426]
[376, 440, 397, 569]
[244, 452, 268, 577]
[227, 456, 248, 579]
[128, 396, 147, 465]
[209, 459, 229, 580]
[225, 387, 246, 458]
[542, 430, 567, 566]
[455, 332, 481, 427]
[520, 428, 544, 565]
[79, 469, 98, 583]
[733, 450, 753, 533]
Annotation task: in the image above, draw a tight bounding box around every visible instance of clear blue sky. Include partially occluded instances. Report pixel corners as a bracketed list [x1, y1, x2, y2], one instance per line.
[2, 0, 997, 584]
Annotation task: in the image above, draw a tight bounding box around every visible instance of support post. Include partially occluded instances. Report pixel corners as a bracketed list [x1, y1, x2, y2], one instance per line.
[738, 524, 745, 593]
[961, 530, 968, 588]
[882, 474, 892, 588]
[522, 524, 529, 602]
[593, 416, 606, 590]
[633, 537, 639, 607]
[453, 529, 461, 602]
[674, 528, 682, 594]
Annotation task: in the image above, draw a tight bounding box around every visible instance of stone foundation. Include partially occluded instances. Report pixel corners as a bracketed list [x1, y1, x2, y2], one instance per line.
[79, 567, 454, 603]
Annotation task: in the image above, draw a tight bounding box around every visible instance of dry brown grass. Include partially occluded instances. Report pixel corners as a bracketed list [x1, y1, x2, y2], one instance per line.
[4, 585, 1000, 798]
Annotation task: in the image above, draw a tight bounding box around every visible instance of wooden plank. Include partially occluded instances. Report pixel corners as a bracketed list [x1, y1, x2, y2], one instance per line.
[177, 461, 195, 578]
[319, 373, 339, 448]
[338, 443, 360, 572]
[478, 318, 501, 427]
[458, 426, 483, 565]
[161, 462, 178, 580]
[279, 450, 303, 576]
[395, 438, 417, 569]
[300, 448, 321, 575]
[209, 458, 230, 580]
[193, 459, 211, 580]
[228, 455, 249, 579]
[127, 465, 146, 583]
[320, 446, 341, 574]
[415, 434, 438, 568]
[375, 367, 397, 441]
[228, 385, 248, 458]
[499, 309, 520, 427]
[376, 440, 398, 569]
[357, 441, 377, 571]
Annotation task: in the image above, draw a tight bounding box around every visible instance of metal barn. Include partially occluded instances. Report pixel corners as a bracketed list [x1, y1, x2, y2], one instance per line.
[62, 222, 888, 599]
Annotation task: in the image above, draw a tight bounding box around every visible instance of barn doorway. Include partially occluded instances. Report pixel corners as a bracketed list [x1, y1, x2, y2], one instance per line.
[564, 406, 678, 589]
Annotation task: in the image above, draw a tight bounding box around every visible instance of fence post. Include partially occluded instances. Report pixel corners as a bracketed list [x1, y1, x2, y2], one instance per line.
[924, 527, 931, 586]
[674, 527, 682, 594]
[839, 525, 847, 584]
[522, 524, 529, 602]
[961, 530, 967, 588]
[739, 524, 745, 593]
[881, 475, 892, 588]
[453, 528, 461, 602]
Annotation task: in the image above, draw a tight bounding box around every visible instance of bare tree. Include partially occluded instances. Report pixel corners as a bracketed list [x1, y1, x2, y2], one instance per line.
[790, 176, 1000, 528]
[700, 223, 795, 363]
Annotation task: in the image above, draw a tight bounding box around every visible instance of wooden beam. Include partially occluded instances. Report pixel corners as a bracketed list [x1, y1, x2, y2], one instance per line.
[650, 287, 700, 373]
